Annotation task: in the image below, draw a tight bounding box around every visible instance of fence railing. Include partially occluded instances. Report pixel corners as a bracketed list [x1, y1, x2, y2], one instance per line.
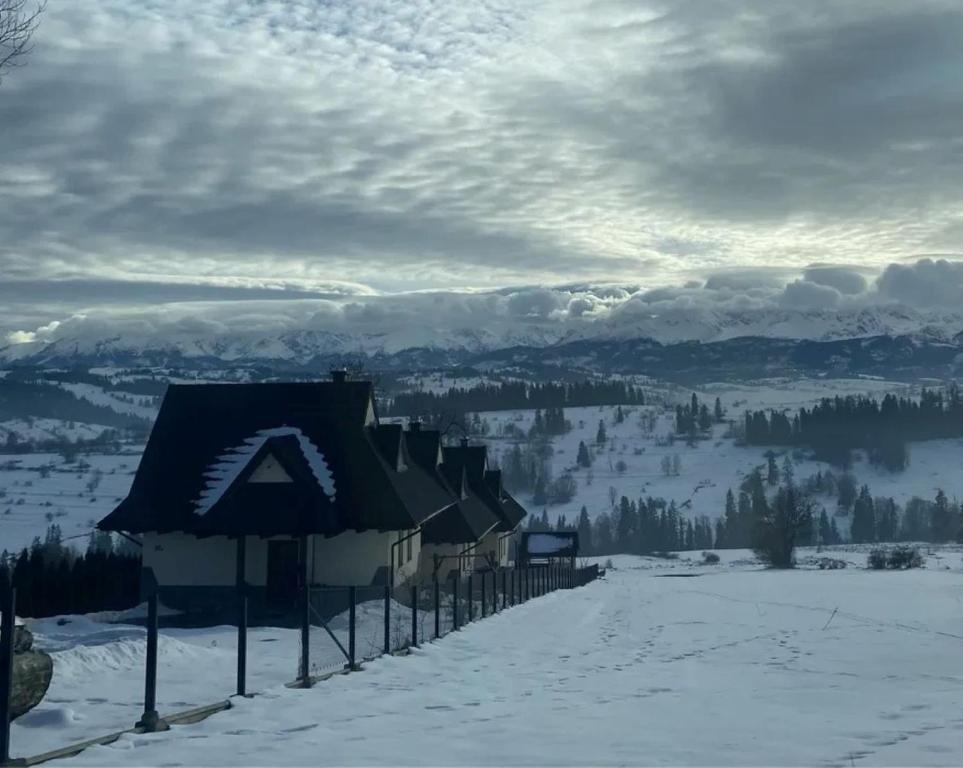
[0, 563, 600, 763]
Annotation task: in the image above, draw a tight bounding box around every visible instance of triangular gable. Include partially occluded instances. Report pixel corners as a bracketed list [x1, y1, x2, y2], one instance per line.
[248, 453, 294, 483]
[195, 427, 336, 516]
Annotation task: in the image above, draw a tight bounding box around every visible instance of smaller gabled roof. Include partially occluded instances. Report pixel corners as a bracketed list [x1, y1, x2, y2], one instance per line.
[443, 442, 527, 533]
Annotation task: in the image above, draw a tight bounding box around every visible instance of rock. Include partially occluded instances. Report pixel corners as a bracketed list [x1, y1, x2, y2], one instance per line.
[13, 624, 33, 653]
[11, 650, 54, 720]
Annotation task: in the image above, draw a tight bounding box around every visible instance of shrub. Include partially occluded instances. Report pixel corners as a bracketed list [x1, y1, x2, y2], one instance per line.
[702, 551, 720, 565]
[868, 548, 888, 570]
[867, 546, 924, 570]
[888, 545, 924, 569]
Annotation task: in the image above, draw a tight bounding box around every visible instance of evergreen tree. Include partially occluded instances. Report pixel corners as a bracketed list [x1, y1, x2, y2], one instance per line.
[851, 486, 876, 543]
[781, 455, 794, 486]
[595, 513, 614, 554]
[714, 397, 724, 423]
[532, 475, 547, 506]
[596, 419, 607, 446]
[874, 497, 899, 542]
[830, 517, 841, 544]
[818, 509, 833, 546]
[766, 453, 778, 486]
[577, 506, 593, 555]
[931, 489, 956, 542]
[576, 440, 592, 468]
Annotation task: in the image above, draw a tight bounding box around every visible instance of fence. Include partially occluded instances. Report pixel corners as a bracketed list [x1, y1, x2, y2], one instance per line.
[294, 563, 601, 684]
[0, 563, 601, 764]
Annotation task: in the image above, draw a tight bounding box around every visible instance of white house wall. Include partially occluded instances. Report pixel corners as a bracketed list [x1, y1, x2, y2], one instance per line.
[145, 527, 423, 589]
[142, 532, 267, 586]
[309, 529, 420, 586]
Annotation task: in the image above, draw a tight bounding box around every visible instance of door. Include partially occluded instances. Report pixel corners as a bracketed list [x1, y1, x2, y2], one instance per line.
[266, 540, 300, 608]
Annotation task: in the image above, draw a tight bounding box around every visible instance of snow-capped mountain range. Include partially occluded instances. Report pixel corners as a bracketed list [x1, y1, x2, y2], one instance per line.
[4, 304, 963, 377]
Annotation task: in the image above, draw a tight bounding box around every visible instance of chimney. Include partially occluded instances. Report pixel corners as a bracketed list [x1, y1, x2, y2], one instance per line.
[460, 437, 469, 447]
[330, 369, 347, 384]
[409, 419, 421, 432]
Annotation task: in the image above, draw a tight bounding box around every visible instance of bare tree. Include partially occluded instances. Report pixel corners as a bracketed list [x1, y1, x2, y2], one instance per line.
[0, 0, 45, 83]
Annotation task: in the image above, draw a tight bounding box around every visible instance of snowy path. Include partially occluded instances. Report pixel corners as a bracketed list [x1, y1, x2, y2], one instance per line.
[54, 561, 963, 767]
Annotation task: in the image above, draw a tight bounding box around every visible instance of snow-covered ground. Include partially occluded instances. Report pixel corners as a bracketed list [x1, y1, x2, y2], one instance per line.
[55, 383, 159, 420]
[0, 419, 115, 446]
[16, 549, 962, 767]
[479, 401, 963, 532]
[0, 452, 141, 553]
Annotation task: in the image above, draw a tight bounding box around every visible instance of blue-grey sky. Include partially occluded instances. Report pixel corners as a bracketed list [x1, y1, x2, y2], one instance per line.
[3, 0, 963, 342]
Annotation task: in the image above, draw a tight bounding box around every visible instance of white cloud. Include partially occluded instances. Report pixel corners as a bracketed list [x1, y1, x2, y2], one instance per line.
[778, 280, 842, 310]
[876, 258, 963, 307]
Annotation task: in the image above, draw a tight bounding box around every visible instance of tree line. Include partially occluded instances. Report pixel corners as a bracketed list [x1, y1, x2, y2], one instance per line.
[386, 380, 647, 417]
[743, 388, 963, 470]
[530, 499, 715, 556]
[0, 526, 141, 618]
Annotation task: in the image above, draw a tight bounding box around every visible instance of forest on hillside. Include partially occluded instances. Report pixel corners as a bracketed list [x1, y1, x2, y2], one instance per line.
[385, 380, 648, 416]
[742, 389, 962, 469]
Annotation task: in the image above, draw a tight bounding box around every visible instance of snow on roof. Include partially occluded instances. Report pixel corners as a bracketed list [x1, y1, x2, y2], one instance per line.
[193, 426, 336, 515]
[526, 532, 575, 555]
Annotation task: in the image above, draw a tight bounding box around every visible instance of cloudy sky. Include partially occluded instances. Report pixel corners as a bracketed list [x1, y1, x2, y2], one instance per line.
[3, 0, 963, 343]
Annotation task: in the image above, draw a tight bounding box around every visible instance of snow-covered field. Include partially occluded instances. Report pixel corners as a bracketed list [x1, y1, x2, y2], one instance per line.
[0, 451, 141, 553]
[15, 549, 962, 767]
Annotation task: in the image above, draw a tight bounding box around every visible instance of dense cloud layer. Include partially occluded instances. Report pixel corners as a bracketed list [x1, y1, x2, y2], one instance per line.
[8, 259, 963, 351]
[2, 0, 962, 311]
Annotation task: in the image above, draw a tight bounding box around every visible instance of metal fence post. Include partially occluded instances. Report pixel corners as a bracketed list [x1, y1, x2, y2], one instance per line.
[348, 586, 357, 669]
[467, 574, 474, 622]
[452, 572, 460, 630]
[136, 583, 168, 731]
[383, 584, 390, 655]
[434, 580, 440, 639]
[299, 537, 311, 688]
[235, 536, 247, 697]
[411, 586, 418, 648]
[0, 585, 15, 765]
[481, 572, 487, 619]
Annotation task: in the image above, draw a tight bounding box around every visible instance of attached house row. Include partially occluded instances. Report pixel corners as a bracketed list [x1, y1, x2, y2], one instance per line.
[98, 372, 527, 617]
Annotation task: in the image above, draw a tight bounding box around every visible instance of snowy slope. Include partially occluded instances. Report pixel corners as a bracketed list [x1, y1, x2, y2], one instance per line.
[474, 380, 961, 532]
[26, 554, 963, 767]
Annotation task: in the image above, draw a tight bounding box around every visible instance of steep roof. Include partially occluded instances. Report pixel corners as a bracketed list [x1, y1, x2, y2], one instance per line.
[99, 380, 448, 537]
[443, 443, 526, 533]
[407, 429, 499, 545]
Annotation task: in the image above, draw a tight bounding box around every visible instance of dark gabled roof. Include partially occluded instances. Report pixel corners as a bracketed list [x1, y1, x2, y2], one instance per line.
[500, 491, 528, 529]
[371, 425, 453, 526]
[371, 424, 405, 471]
[99, 380, 442, 537]
[443, 443, 526, 533]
